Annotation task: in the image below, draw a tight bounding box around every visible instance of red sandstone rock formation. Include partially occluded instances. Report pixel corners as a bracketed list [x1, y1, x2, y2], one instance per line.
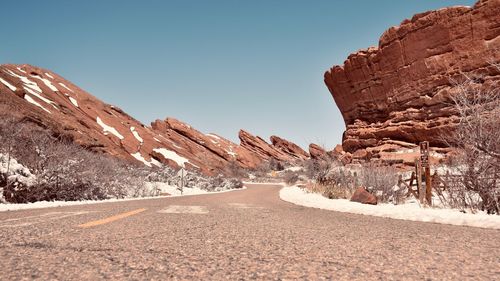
[270, 135, 309, 160]
[308, 143, 327, 160]
[324, 0, 500, 165]
[0, 64, 308, 174]
[239, 130, 297, 163]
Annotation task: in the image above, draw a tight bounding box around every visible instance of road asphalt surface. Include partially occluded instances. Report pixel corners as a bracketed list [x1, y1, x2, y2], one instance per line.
[0, 183, 498, 280]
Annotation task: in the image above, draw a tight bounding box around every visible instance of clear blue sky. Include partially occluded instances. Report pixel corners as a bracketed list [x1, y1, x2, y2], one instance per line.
[1, 0, 474, 149]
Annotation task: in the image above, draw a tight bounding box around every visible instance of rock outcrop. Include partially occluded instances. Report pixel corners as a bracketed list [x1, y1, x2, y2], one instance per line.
[308, 143, 327, 160]
[324, 0, 500, 165]
[0, 64, 309, 175]
[239, 130, 297, 163]
[270, 135, 309, 160]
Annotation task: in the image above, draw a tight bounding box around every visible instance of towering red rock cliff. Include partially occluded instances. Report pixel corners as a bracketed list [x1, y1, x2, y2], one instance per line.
[324, 0, 500, 162]
[0, 64, 308, 174]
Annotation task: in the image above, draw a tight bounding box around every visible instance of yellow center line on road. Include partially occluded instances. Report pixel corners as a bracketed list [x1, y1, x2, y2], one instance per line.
[77, 208, 147, 228]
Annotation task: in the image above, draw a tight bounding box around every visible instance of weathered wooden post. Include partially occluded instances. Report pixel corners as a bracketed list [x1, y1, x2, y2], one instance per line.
[419, 141, 432, 205]
[416, 159, 423, 204]
[177, 167, 185, 195]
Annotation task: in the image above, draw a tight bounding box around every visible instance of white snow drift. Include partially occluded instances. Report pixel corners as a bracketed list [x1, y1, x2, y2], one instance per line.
[280, 185, 500, 230]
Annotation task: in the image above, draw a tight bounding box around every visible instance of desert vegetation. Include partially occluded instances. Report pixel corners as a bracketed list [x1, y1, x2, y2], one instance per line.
[0, 117, 242, 204]
[441, 65, 500, 214]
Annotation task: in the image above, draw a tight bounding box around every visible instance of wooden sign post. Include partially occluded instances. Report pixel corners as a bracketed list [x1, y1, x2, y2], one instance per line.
[419, 141, 432, 205]
[177, 168, 185, 195]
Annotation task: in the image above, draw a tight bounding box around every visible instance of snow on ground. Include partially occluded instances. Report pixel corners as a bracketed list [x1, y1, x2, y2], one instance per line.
[0, 184, 246, 212]
[31, 74, 59, 92]
[0, 78, 17, 91]
[0, 154, 37, 188]
[45, 72, 54, 79]
[130, 127, 143, 143]
[144, 182, 208, 196]
[96, 117, 124, 139]
[69, 97, 78, 107]
[280, 186, 500, 230]
[58, 83, 74, 92]
[16, 67, 26, 74]
[153, 148, 189, 167]
[23, 86, 58, 109]
[284, 166, 303, 172]
[24, 95, 51, 114]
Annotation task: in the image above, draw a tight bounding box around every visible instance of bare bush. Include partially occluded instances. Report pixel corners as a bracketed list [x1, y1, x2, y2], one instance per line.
[283, 171, 299, 186]
[444, 68, 500, 214]
[0, 118, 150, 203]
[304, 156, 339, 182]
[355, 164, 401, 203]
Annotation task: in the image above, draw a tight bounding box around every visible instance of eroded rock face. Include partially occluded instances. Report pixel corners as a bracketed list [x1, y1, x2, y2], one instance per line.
[324, 0, 500, 163]
[0, 64, 308, 175]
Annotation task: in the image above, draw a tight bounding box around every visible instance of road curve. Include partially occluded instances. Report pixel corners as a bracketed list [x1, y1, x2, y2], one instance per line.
[0, 183, 498, 280]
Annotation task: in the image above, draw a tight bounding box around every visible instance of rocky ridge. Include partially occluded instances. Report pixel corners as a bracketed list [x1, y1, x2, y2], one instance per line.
[324, 0, 500, 166]
[0, 64, 307, 175]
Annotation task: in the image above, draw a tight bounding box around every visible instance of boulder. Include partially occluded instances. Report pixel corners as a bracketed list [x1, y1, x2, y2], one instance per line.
[309, 143, 327, 160]
[350, 187, 378, 205]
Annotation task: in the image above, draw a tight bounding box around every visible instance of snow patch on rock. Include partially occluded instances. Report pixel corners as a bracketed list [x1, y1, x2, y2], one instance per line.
[24, 95, 51, 113]
[31, 74, 59, 92]
[153, 148, 189, 167]
[130, 127, 143, 143]
[69, 97, 79, 107]
[96, 117, 124, 139]
[23, 86, 58, 109]
[58, 83, 74, 92]
[131, 152, 152, 167]
[0, 78, 17, 91]
[5, 69, 42, 93]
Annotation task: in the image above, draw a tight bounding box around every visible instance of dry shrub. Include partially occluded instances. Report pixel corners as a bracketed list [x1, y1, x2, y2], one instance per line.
[283, 170, 299, 186]
[0, 117, 148, 203]
[224, 160, 247, 179]
[443, 67, 500, 214]
[356, 163, 401, 203]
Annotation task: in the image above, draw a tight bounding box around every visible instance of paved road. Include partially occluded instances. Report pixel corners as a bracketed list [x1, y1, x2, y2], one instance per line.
[0, 184, 498, 280]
